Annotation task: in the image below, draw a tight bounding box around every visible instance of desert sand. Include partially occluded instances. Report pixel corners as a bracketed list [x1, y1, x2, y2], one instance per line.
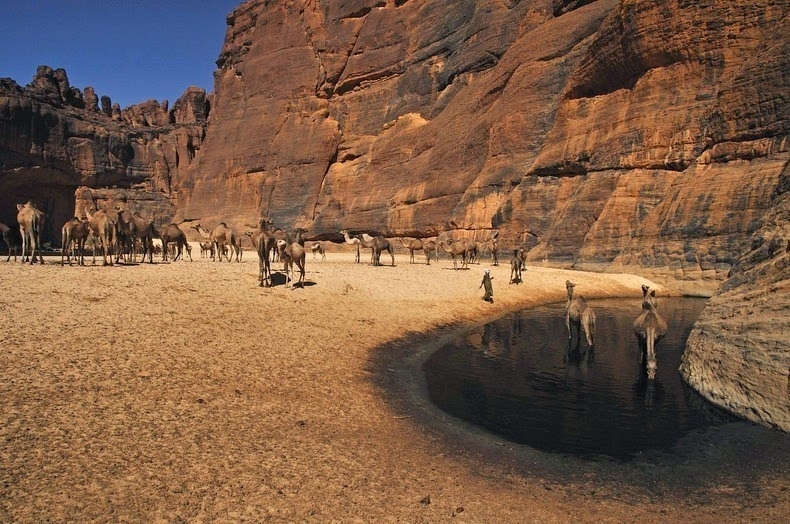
[1, 246, 786, 522]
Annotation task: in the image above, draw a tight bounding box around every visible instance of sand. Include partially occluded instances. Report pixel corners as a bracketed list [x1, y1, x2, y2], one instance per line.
[1, 247, 786, 522]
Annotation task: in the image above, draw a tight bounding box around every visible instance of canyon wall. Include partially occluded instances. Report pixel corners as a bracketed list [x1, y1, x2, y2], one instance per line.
[173, 0, 787, 296]
[0, 67, 209, 240]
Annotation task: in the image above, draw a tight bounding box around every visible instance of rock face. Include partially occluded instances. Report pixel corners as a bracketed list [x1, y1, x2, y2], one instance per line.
[177, 0, 787, 292]
[681, 165, 789, 431]
[0, 68, 209, 240]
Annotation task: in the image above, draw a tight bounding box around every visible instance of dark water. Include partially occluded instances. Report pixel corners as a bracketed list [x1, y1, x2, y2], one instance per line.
[424, 297, 738, 461]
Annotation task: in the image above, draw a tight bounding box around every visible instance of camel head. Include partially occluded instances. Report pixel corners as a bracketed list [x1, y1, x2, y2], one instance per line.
[646, 358, 657, 380]
[566, 280, 575, 291]
[641, 284, 650, 296]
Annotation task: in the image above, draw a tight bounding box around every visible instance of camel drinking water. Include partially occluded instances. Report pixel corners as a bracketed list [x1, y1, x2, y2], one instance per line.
[632, 285, 667, 380]
[565, 280, 596, 352]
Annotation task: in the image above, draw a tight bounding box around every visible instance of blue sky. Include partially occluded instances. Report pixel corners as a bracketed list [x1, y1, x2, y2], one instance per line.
[1, 1, 242, 109]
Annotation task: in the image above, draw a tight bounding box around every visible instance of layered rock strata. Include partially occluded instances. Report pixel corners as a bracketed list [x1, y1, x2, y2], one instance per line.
[0, 66, 208, 240]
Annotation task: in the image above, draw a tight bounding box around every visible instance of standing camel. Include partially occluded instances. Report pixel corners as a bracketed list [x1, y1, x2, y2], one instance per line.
[249, 220, 276, 287]
[399, 237, 424, 264]
[310, 242, 326, 261]
[359, 233, 394, 266]
[204, 223, 240, 262]
[633, 285, 667, 380]
[509, 249, 523, 284]
[0, 222, 18, 261]
[16, 201, 45, 264]
[129, 212, 157, 263]
[160, 223, 189, 262]
[437, 239, 474, 270]
[340, 230, 362, 263]
[277, 238, 306, 288]
[565, 280, 596, 352]
[86, 207, 117, 266]
[61, 217, 90, 266]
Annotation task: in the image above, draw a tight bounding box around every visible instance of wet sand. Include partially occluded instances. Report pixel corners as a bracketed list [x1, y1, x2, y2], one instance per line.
[1, 249, 787, 522]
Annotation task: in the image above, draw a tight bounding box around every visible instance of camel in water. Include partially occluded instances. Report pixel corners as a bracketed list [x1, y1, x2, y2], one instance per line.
[632, 285, 667, 380]
[565, 280, 596, 353]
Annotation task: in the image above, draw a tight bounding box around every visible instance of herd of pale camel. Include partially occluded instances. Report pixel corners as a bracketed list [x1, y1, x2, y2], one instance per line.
[4, 200, 668, 378]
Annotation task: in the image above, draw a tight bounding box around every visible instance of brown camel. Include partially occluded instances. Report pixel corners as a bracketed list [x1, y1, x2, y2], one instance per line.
[199, 241, 215, 259]
[16, 201, 45, 264]
[86, 207, 117, 266]
[423, 239, 437, 265]
[633, 285, 667, 380]
[277, 238, 306, 288]
[205, 222, 240, 262]
[61, 217, 90, 266]
[565, 280, 596, 351]
[437, 239, 475, 270]
[0, 221, 18, 261]
[479, 239, 499, 266]
[129, 212, 157, 264]
[159, 223, 189, 262]
[509, 249, 523, 284]
[340, 230, 362, 263]
[249, 220, 276, 287]
[399, 237, 424, 264]
[310, 242, 326, 261]
[359, 233, 394, 266]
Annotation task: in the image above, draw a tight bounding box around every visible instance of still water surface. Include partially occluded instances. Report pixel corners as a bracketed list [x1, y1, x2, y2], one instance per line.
[424, 297, 737, 460]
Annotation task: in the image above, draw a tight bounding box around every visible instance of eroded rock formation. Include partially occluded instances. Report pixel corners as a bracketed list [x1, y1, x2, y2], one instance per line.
[0, 67, 208, 240]
[173, 0, 788, 294]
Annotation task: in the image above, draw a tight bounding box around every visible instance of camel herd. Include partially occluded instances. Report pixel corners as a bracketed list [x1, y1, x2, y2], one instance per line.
[5, 201, 668, 377]
[563, 280, 668, 379]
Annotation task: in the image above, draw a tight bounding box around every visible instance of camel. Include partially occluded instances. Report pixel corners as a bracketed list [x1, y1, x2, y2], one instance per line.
[16, 201, 45, 264]
[633, 285, 667, 380]
[422, 239, 437, 265]
[159, 223, 189, 262]
[200, 222, 241, 262]
[359, 233, 394, 266]
[277, 238, 306, 288]
[310, 242, 326, 261]
[340, 230, 362, 263]
[509, 249, 523, 284]
[0, 221, 18, 261]
[248, 220, 276, 287]
[86, 207, 117, 266]
[479, 239, 499, 266]
[437, 239, 475, 270]
[129, 212, 157, 264]
[61, 217, 90, 266]
[565, 280, 596, 352]
[399, 237, 424, 264]
[199, 241, 215, 259]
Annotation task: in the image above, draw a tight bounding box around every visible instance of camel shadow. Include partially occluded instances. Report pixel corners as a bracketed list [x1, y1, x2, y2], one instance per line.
[270, 272, 317, 288]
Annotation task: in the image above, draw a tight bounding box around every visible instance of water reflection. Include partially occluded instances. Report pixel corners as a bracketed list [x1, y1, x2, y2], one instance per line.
[424, 297, 736, 460]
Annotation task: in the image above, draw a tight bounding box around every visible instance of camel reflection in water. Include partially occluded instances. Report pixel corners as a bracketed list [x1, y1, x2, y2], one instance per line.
[424, 297, 724, 459]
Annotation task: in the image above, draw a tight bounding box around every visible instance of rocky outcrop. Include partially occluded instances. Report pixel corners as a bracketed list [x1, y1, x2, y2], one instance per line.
[681, 164, 789, 431]
[177, 0, 787, 294]
[0, 67, 209, 240]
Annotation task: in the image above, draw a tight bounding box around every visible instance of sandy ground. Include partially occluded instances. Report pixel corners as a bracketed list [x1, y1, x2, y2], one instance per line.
[1, 246, 787, 522]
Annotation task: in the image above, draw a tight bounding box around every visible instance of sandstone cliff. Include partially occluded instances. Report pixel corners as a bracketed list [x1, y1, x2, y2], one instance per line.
[175, 0, 788, 294]
[0, 66, 209, 239]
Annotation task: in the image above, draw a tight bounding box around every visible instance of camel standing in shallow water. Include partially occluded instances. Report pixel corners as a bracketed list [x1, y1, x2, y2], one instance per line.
[565, 280, 596, 351]
[16, 202, 45, 264]
[633, 285, 667, 380]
